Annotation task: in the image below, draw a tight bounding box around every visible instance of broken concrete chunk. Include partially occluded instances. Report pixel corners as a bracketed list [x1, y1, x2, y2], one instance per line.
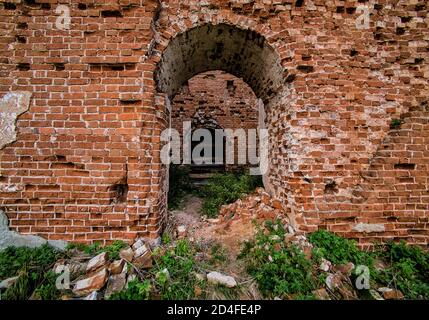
[325, 272, 343, 290]
[319, 258, 332, 272]
[134, 243, 149, 258]
[334, 262, 355, 277]
[83, 291, 98, 301]
[0, 91, 32, 150]
[132, 239, 145, 251]
[86, 252, 109, 273]
[104, 273, 127, 300]
[378, 287, 404, 300]
[177, 225, 187, 238]
[73, 268, 108, 297]
[0, 276, 19, 289]
[109, 259, 126, 275]
[119, 247, 134, 262]
[133, 250, 152, 269]
[207, 271, 237, 288]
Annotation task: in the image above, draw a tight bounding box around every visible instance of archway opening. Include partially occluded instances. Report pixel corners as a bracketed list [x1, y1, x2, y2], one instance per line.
[170, 70, 260, 186]
[155, 23, 286, 225]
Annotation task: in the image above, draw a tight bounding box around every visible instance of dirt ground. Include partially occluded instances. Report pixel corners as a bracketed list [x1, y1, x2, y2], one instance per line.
[168, 195, 258, 257]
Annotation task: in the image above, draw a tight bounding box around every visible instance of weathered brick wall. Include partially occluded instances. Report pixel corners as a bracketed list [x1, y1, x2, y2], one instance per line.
[0, 0, 427, 246]
[171, 70, 259, 169]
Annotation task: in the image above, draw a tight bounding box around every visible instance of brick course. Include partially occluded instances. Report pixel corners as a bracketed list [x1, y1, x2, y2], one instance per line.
[0, 0, 427, 246]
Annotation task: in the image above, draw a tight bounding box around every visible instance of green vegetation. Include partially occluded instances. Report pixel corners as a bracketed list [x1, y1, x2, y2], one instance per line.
[239, 220, 321, 299]
[200, 172, 263, 217]
[66, 240, 128, 260]
[390, 118, 402, 129]
[2, 226, 428, 301]
[240, 223, 429, 300]
[373, 241, 429, 299]
[168, 164, 194, 209]
[151, 239, 204, 300]
[0, 244, 62, 300]
[308, 229, 373, 266]
[109, 279, 151, 300]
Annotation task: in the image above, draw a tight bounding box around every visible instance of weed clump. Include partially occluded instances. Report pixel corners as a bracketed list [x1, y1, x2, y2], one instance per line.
[0, 244, 62, 300]
[239, 220, 321, 299]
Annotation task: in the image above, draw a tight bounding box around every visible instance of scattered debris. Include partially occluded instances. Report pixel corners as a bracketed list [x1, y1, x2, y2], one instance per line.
[378, 287, 404, 300]
[73, 268, 109, 297]
[207, 271, 237, 288]
[86, 252, 109, 273]
[105, 273, 127, 300]
[0, 276, 18, 289]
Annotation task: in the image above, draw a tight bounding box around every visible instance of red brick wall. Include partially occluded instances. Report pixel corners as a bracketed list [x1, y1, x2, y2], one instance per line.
[0, 0, 427, 246]
[171, 70, 259, 170]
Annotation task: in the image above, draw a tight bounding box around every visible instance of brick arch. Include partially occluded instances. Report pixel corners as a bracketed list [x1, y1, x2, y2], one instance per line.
[154, 23, 286, 104]
[151, 20, 291, 232]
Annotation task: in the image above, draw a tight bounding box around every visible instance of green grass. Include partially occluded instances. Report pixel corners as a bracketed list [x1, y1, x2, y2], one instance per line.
[151, 239, 203, 300]
[109, 279, 151, 300]
[66, 240, 128, 260]
[308, 229, 373, 266]
[0, 244, 62, 300]
[200, 172, 263, 217]
[240, 224, 429, 300]
[239, 220, 321, 299]
[372, 241, 429, 299]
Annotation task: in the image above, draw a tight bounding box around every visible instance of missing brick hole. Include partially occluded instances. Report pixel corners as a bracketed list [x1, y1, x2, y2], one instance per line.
[346, 7, 356, 14]
[17, 22, 28, 29]
[350, 49, 358, 57]
[15, 35, 26, 43]
[17, 63, 30, 71]
[78, 3, 87, 10]
[415, 4, 426, 11]
[297, 65, 314, 73]
[55, 155, 66, 162]
[4, 3, 16, 10]
[414, 58, 424, 64]
[110, 180, 129, 204]
[324, 180, 338, 195]
[227, 80, 236, 95]
[101, 10, 123, 18]
[23, 0, 37, 7]
[295, 0, 304, 7]
[120, 100, 141, 106]
[396, 27, 405, 35]
[54, 63, 65, 71]
[336, 6, 345, 13]
[285, 74, 296, 83]
[105, 64, 126, 71]
[394, 163, 416, 170]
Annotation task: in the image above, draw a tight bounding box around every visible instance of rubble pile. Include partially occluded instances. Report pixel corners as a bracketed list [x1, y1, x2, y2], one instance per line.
[55, 239, 153, 300]
[218, 188, 291, 227]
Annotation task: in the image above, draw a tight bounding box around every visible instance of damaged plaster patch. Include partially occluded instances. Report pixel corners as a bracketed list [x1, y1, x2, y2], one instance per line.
[0, 210, 67, 251]
[0, 91, 32, 150]
[353, 222, 385, 233]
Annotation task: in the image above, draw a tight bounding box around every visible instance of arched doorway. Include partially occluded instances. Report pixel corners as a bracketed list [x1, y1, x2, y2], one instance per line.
[154, 22, 287, 230]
